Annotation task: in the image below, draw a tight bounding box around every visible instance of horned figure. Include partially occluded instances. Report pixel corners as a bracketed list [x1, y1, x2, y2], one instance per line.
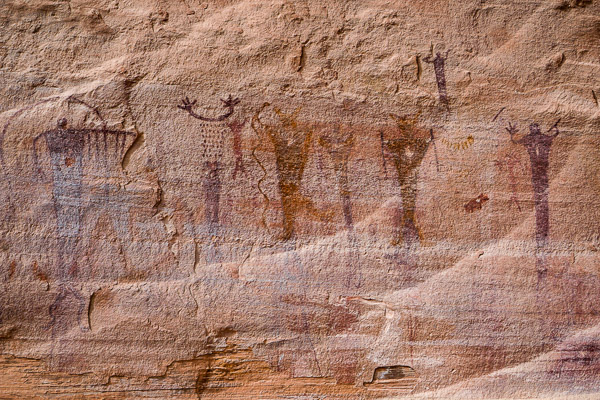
[506, 119, 560, 277]
[252, 103, 328, 240]
[382, 114, 432, 246]
[178, 95, 240, 227]
[318, 129, 354, 230]
[33, 108, 137, 334]
[423, 51, 450, 111]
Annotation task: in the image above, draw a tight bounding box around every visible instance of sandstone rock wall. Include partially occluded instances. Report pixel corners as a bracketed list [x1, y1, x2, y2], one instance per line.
[1, 0, 600, 398]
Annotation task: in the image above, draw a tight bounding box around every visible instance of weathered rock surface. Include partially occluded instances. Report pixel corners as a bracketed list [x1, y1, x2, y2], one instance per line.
[1, 0, 600, 398]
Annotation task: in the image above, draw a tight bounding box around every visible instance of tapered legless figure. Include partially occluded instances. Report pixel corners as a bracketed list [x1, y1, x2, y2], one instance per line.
[318, 131, 354, 230]
[319, 130, 362, 288]
[423, 51, 450, 111]
[252, 103, 327, 240]
[178, 95, 240, 227]
[383, 114, 432, 246]
[506, 120, 559, 276]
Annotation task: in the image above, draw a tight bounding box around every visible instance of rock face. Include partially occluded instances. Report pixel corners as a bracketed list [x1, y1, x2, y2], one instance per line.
[1, 0, 600, 398]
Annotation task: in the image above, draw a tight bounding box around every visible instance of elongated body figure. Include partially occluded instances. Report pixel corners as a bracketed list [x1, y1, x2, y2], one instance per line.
[252, 103, 315, 240]
[319, 131, 354, 230]
[507, 121, 559, 275]
[424, 52, 450, 110]
[178, 95, 239, 265]
[383, 114, 431, 246]
[319, 130, 362, 287]
[178, 95, 240, 227]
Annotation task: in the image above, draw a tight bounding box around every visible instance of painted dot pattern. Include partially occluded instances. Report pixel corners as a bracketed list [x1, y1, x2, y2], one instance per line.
[197, 122, 228, 163]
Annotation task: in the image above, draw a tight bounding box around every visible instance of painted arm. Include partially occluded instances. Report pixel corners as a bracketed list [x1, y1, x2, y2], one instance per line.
[422, 50, 449, 64]
[429, 129, 441, 172]
[229, 118, 247, 180]
[67, 95, 107, 130]
[379, 130, 389, 176]
[32, 132, 47, 180]
[297, 127, 313, 178]
[506, 122, 524, 144]
[251, 102, 271, 138]
[249, 103, 271, 229]
[548, 118, 560, 138]
[178, 94, 240, 122]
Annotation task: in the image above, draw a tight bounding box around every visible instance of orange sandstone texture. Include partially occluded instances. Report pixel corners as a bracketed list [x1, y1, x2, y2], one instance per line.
[1, 0, 600, 398]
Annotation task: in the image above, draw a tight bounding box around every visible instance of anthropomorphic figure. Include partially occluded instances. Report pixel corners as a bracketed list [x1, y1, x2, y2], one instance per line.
[319, 128, 362, 287]
[506, 120, 560, 276]
[33, 116, 137, 334]
[383, 114, 432, 246]
[318, 130, 354, 230]
[423, 51, 450, 110]
[178, 95, 240, 227]
[252, 103, 328, 240]
[35, 118, 86, 333]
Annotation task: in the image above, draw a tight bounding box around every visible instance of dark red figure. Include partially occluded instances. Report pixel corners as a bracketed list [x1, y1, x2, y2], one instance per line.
[178, 95, 240, 227]
[506, 120, 560, 277]
[423, 51, 450, 110]
[179, 95, 239, 265]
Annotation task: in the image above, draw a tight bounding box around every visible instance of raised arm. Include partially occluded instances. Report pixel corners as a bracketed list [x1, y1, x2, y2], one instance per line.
[505, 122, 522, 144]
[178, 94, 240, 122]
[423, 50, 449, 64]
[32, 131, 47, 180]
[67, 95, 107, 130]
[548, 118, 560, 138]
[251, 102, 270, 135]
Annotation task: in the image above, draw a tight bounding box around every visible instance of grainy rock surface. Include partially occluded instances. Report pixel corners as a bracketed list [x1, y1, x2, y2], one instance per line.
[1, 0, 600, 398]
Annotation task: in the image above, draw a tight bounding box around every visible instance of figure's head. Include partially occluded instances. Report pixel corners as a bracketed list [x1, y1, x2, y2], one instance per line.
[529, 123, 541, 135]
[273, 107, 301, 130]
[390, 113, 419, 136]
[319, 130, 353, 149]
